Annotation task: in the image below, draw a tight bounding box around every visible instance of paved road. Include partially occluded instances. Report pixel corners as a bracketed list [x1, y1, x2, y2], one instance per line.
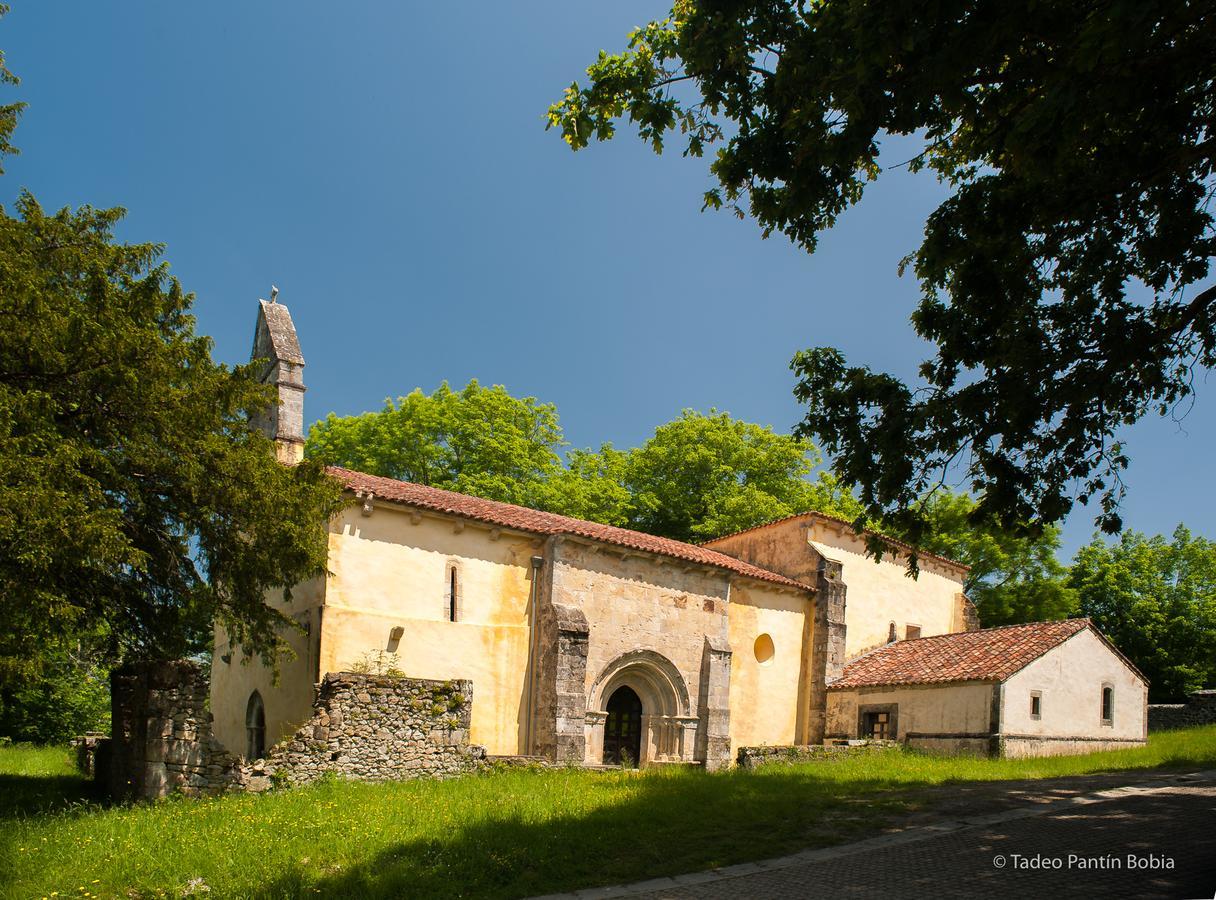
[539, 773, 1216, 899]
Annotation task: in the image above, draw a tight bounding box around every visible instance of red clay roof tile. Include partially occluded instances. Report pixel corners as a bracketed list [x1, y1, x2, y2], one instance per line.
[829, 619, 1093, 689]
[327, 466, 811, 591]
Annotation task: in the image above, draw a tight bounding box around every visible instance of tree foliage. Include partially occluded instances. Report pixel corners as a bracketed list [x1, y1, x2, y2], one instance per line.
[308, 392, 858, 542]
[909, 491, 1076, 626]
[0, 5, 22, 173]
[0, 194, 346, 680]
[1070, 526, 1216, 701]
[0, 635, 110, 744]
[619, 409, 861, 542]
[306, 381, 567, 509]
[550, 0, 1216, 548]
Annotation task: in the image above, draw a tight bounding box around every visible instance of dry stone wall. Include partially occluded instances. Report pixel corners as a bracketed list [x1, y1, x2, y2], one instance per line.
[1149, 690, 1216, 731]
[106, 660, 484, 800]
[108, 660, 244, 799]
[258, 672, 482, 788]
[736, 740, 896, 769]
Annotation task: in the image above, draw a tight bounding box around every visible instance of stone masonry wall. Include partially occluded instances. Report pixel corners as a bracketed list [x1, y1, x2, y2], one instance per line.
[1149, 690, 1216, 731]
[736, 740, 896, 770]
[257, 672, 482, 788]
[108, 660, 244, 800]
[107, 660, 484, 800]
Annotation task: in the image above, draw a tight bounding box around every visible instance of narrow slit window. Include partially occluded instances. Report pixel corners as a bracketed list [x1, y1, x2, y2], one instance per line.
[1030, 691, 1042, 720]
[1101, 685, 1114, 725]
[448, 565, 458, 622]
[888, 621, 897, 643]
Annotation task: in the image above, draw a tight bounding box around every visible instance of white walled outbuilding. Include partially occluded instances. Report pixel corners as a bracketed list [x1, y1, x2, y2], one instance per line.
[826, 620, 1147, 758]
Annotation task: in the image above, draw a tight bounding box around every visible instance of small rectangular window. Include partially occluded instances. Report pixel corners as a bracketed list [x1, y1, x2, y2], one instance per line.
[905, 624, 922, 640]
[1101, 685, 1114, 725]
[1030, 691, 1042, 720]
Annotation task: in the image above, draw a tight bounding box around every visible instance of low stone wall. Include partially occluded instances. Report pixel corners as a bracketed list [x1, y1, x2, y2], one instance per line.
[905, 734, 993, 757]
[1149, 690, 1216, 731]
[106, 660, 484, 800]
[736, 740, 896, 770]
[69, 732, 108, 778]
[256, 672, 483, 788]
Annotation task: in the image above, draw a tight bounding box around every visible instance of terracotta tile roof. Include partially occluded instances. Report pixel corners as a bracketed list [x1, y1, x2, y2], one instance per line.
[326, 467, 812, 591]
[702, 511, 970, 574]
[828, 619, 1093, 689]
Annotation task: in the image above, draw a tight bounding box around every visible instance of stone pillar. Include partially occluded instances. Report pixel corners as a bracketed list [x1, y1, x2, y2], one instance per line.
[532, 601, 589, 763]
[584, 711, 607, 764]
[677, 716, 699, 762]
[808, 556, 847, 744]
[108, 660, 216, 800]
[698, 635, 733, 771]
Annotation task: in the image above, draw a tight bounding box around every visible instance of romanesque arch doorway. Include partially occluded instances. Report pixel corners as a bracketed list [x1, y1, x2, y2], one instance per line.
[587, 649, 698, 767]
[603, 686, 643, 765]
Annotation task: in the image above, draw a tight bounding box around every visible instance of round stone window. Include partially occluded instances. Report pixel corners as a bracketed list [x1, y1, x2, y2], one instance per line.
[754, 633, 775, 666]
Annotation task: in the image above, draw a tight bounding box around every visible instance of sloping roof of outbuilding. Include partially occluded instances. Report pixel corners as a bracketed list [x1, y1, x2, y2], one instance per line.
[827, 619, 1143, 689]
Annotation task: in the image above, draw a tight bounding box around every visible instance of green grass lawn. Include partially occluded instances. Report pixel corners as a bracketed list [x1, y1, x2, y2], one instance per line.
[3, 727, 1215, 899]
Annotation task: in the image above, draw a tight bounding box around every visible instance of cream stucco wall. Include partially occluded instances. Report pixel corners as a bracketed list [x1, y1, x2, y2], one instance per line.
[319, 506, 537, 755]
[806, 521, 966, 658]
[210, 574, 325, 754]
[726, 582, 811, 758]
[704, 518, 823, 585]
[704, 515, 969, 662]
[1001, 628, 1147, 742]
[826, 682, 994, 741]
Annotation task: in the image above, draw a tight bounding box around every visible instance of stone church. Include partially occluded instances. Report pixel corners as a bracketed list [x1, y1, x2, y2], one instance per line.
[210, 298, 1146, 769]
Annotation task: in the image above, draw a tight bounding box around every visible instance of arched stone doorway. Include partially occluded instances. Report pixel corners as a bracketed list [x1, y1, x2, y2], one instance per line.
[602, 686, 643, 765]
[586, 650, 700, 766]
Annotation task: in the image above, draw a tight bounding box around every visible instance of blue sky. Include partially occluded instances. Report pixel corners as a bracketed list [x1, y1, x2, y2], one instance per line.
[4, 2, 1212, 557]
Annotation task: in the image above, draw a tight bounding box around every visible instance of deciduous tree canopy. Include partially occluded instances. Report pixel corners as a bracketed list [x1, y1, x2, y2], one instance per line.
[1071, 526, 1216, 701]
[306, 381, 567, 509]
[307, 393, 858, 543]
[549, 0, 1216, 548]
[910, 491, 1076, 626]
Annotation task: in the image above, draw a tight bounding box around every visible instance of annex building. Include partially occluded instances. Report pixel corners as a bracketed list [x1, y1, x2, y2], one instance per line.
[210, 298, 1147, 769]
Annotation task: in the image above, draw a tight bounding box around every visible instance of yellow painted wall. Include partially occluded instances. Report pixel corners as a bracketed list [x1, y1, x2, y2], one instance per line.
[826, 682, 993, 740]
[319, 506, 537, 755]
[1001, 628, 1147, 741]
[726, 582, 811, 757]
[210, 575, 324, 754]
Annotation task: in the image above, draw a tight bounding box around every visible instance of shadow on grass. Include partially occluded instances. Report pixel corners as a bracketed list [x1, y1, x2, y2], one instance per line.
[0, 772, 100, 819]
[251, 770, 915, 900]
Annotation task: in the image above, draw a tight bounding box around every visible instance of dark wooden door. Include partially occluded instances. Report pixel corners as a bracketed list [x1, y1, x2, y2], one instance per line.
[603, 686, 643, 765]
